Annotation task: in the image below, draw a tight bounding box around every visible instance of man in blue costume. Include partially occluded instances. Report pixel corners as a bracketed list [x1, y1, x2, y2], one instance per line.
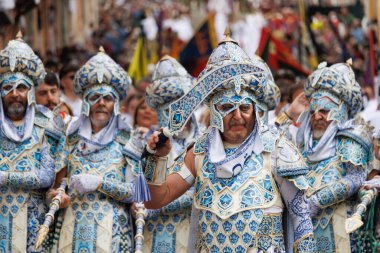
[0, 33, 65, 252]
[277, 60, 372, 252]
[144, 33, 316, 252]
[51, 48, 142, 252]
[139, 55, 198, 252]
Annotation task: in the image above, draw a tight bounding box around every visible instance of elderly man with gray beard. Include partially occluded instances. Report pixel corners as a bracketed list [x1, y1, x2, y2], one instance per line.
[277, 60, 373, 253]
[0, 34, 65, 252]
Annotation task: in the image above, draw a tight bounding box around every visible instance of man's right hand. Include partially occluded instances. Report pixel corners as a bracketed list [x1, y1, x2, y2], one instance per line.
[46, 188, 71, 209]
[363, 176, 380, 192]
[147, 130, 172, 157]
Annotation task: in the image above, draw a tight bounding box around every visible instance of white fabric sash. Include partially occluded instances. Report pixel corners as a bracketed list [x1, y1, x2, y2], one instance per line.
[296, 111, 353, 162]
[207, 125, 263, 178]
[67, 115, 131, 155]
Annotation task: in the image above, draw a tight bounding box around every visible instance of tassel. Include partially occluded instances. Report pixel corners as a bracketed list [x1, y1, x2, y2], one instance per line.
[133, 162, 151, 202]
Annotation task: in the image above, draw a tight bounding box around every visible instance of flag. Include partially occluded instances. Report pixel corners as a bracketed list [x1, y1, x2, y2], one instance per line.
[128, 36, 149, 84]
[179, 13, 218, 77]
[257, 27, 311, 77]
[299, 0, 319, 70]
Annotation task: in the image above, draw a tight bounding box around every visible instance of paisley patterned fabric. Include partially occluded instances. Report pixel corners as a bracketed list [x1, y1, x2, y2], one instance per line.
[57, 132, 136, 253]
[0, 112, 63, 253]
[74, 48, 130, 100]
[0, 35, 45, 85]
[305, 61, 362, 118]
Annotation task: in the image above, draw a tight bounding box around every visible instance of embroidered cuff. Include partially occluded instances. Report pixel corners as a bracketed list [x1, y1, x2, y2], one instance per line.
[313, 182, 349, 208]
[145, 156, 168, 185]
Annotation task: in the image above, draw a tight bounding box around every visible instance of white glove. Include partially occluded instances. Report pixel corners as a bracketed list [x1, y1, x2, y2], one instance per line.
[0, 172, 6, 186]
[363, 176, 380, 190]
[70, 174, 102, 195]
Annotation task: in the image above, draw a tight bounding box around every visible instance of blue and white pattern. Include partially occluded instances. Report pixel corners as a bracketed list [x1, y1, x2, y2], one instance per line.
[167, 40, 270, 134]
[0, 111, 63, 252]
[197, 211, 285, 253]
[144, 55, 200, 253]
[194, 147, 278, 219]
[187, 130, 315, 252]
[146, 55, 194, 128]
[59, 130, 136, 252]
[305, 61, 362, 118]
[309, 90, 348, 124]
[300, 132, 369, 252]
[74, 48, 131, 100]
[143, 34, 316, 253]
[0, 35, 45, 85]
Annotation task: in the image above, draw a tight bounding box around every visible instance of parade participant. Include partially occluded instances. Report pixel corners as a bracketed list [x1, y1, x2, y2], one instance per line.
[278, 60, 372, 252]
[52, 48, 140, 252]
[144, 34, 315, 252]
[0, 33, 65, 252]
[138, 55, 198, 253]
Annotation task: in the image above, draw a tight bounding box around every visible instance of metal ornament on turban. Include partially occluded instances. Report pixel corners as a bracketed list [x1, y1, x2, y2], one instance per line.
[146, 55, 194, 127]
[0, 32, 45, 105]
[166, 31, 274, 134]
[74, 47, 131, 116]
[305, 60, 362, 124]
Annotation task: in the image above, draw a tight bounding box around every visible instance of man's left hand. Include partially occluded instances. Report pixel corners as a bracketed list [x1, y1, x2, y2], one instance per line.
[0, 172, 6, 186]
[70, 174, 102, 195]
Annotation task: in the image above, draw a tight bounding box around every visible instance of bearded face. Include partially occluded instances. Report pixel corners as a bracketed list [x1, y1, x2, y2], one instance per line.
[88, 93, 115, 132]
[309, 97, 337, 140]
[1, 82, 30, 121]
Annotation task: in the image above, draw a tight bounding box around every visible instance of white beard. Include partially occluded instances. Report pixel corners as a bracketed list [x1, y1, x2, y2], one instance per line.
[312, 129, 325, 140]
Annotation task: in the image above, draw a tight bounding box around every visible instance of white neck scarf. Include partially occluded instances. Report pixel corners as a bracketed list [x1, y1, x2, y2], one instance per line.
[67, 114, 131, 155]
[296, 111, 352, 162]
[207, 125, 263, 178]
[0, 99, 35, 142]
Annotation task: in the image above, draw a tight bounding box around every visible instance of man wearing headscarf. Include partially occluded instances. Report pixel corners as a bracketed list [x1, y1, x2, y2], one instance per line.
[0, 34, 65, 252]
[137, 55, 199, 252]
[144, 33, 315, 252]
[51, 48, 142, 252]
[278, 60, 372, 252]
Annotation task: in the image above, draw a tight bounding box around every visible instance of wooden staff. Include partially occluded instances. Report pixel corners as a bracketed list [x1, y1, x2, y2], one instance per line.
[34, 178, 68, 250]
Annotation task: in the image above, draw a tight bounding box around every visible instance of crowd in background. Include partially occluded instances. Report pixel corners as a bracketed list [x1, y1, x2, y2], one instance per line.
[31, 0, 380, 133]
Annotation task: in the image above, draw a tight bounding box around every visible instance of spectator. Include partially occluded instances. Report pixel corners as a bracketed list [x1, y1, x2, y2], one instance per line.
[121, 92, 143, 126]
[134, 98, 157, 129]
[35, 70, 60, 111]
[59, 62, 82, 116]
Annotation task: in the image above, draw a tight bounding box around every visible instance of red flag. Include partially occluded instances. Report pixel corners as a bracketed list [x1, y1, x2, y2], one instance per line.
[257, 28, 311, 76]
